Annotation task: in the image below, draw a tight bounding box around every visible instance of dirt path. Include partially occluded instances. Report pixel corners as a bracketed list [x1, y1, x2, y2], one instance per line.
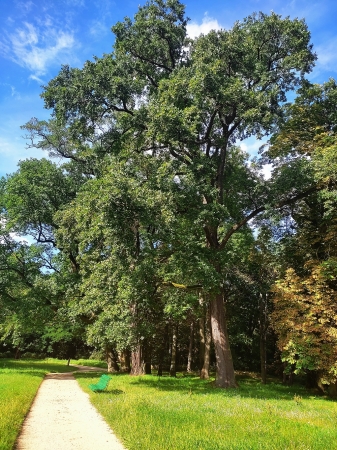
[15, 367, 126, 450]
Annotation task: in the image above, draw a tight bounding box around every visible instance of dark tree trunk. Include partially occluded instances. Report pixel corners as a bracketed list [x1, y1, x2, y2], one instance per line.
[210, 291, 237, 388]
[259, 293, 268, 384]
[186, 320, 194, 373]
[200, 302, 211, 379]
[157, 324, 169, 376]
[130, 344, 145, 375]
[119, 349, 131, 373]
[106, 345, 120, 373]
[328, 382, 337, 398]
[144, 340, 152, 375]
[169, 325, 178, 377]
[199, 314, 206, 371]
[15, 347, 21, 360]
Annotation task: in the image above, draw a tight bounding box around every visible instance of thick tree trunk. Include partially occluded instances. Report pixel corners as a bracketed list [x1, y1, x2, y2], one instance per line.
[210, 292, 237, 388]
[186, 320, 194, 373]
[169, 325, 178, 377]
[259, 293, 267, 384]
[200, 303, 211, 379]
[130, 344, 145, 375]
[119, 349, 131, 373]
[106, 345, 120, 373]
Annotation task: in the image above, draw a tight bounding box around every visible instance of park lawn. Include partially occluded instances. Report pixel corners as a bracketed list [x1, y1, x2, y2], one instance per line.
[0, 358, 76, 450]
[71, 358, 108, 369]
[76, 372, 337, 450]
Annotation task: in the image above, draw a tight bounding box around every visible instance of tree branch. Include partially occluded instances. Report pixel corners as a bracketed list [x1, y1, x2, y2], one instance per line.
[219, 185, 322, 250]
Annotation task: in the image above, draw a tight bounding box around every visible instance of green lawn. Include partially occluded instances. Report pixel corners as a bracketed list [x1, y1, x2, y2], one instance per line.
[0, 358, 77, 450]
[71, 358, 108, 369]
[75, 372, 337, 450]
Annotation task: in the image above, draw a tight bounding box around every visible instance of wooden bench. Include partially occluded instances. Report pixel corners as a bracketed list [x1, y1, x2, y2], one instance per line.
[89, 374, 112, 392]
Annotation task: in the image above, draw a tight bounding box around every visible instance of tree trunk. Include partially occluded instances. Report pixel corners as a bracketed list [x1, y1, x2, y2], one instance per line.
[119, 349, 131, 373]
[130, 344, 145, 375]
[328, 382, 337, 398]
[15, 347, 21, 360]
[106, 345, 120, 373]
[210, 291, 237, 388]
[157, 324, 168, 376]
[169, 325, 178, 377]
[199, 314, 206, 371]
[200, 302, 211, 379]
[259, 293, 267, 384]
[186, 320, 194, 373]
[144, 340, 152, 375]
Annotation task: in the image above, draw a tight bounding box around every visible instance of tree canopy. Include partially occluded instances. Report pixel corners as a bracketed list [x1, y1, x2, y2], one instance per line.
[1, 0, 337, 393]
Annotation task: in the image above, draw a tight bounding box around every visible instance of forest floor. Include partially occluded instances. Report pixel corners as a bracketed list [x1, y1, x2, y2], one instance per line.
[15, 365, 126, 450]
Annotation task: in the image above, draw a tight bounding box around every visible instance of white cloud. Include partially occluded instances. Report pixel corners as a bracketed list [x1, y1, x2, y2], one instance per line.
[89, 20, 109, 38]
[0, 21, 76, 78]
[240, 138, 267, 157]
[241, 138, 272, 180]
[313, 38, 337, 76]
[260, 164, 273, 180]
[186, 14, 222, 39]
[29, 74, 44, 84]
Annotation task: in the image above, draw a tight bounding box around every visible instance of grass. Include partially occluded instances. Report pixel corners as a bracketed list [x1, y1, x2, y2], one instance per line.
[75, 372, 337, 450]
[0, 358, 78, 450]
[71, 358, 108, 369]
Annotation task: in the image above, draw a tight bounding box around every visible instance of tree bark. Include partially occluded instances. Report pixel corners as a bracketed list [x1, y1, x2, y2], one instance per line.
[169, 325, 178, 377]
[144, 340, 152, 375]
[210, 291, 237, 388]
[186, 320, 194, 373]
[119, 349, 131, 373]
[259, 293, 268, 384]
[157, 324, 168, 376]
[199, 314, 206, 371]
[106, 345, 120, 373]
[130, 343, 145, 375]
[200, 302, 211, 379]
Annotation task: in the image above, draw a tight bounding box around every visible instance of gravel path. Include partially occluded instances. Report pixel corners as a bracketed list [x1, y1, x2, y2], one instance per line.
[15, 367, 126, 450]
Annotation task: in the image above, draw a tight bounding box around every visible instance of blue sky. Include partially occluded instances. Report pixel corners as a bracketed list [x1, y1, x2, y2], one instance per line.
[1, 0, 337, 178]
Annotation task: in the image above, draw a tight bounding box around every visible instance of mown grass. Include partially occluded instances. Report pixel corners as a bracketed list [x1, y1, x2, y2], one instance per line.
[0, 358, 77, 450]
[75, 372, 337, 450]
[71, 358, 108, 369]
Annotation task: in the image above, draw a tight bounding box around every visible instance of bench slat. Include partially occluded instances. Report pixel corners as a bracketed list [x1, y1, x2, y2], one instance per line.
[89, 374, 112, 392]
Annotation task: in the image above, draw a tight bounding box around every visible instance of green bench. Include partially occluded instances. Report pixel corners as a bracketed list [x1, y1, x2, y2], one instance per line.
[89, 374, 112, 392]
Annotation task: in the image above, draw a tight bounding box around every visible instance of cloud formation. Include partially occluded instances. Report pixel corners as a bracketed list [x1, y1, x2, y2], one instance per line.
[0, 20, 76, 78]
[314, 38, 337, 75]
[186, 14, 222, 39]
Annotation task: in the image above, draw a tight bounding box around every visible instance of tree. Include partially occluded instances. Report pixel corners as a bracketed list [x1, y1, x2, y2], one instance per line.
[26, 0, 317, 387]
[269, 80, 337, 394]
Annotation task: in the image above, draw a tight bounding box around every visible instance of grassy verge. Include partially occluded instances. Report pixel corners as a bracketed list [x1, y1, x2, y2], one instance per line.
[71, 358, 108, 369]
[0, 358, 77, 450]
[75, 372, 337, 450]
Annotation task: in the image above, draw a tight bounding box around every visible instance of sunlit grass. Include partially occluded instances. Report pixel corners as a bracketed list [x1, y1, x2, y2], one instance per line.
[0, 358, 78, 450]
[75, 372, 337, 450]
[71, 358, 108, 369]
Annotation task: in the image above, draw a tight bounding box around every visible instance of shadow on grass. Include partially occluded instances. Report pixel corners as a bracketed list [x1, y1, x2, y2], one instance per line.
[0, 359, 77, 374]
[1, 370, 47, 379]
[73, 370, 325, 401]
[103, 372, 321, 401]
